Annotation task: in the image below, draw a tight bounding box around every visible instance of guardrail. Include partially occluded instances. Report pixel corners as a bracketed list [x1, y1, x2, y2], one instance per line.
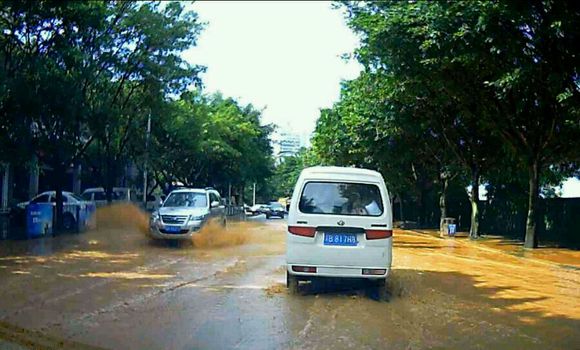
[226, 205, 246, 221]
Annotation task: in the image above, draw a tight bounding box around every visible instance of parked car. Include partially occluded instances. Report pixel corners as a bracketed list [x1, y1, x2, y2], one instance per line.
[266, 202, 285, 219]
[16, 191, 91, 231]
[249, 204, 270, 216]
[243, 204, 253, 216]
[81, 187, 134, 207]
[286, 166, 393, 300]
[149, 188, 226, 241]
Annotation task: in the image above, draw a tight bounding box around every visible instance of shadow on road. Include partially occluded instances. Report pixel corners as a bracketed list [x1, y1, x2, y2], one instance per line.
[285, 268, 579, 349]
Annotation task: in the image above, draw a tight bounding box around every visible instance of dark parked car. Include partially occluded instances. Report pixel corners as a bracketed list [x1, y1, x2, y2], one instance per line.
[266, 202, 285, 219]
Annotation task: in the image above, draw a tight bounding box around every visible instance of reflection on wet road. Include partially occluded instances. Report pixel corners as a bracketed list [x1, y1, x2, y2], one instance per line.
[0, 206, 578, 349]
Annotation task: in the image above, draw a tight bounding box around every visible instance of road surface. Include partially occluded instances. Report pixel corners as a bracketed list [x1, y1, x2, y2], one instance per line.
[0, 204, 578, 349]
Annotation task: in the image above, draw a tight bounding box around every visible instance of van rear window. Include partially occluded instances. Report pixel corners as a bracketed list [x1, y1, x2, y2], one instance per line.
[299, 182, 384, 216]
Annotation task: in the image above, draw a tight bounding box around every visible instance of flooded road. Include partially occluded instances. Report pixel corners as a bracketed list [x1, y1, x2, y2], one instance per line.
[0, 206, 578, 349]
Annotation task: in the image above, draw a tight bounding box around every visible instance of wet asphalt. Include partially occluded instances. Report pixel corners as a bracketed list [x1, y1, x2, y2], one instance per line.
[0, 209, 578, 350]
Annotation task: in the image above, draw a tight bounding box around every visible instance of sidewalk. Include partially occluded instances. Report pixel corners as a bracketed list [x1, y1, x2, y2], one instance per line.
[405, 228, 580, 268]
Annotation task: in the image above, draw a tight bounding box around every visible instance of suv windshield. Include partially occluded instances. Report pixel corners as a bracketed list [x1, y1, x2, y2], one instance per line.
[163, 192, 207, 208]
[270, 203, 283, 210]
[299, 182, 384, 216]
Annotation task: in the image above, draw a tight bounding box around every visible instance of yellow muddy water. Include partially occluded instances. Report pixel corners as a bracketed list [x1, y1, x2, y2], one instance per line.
[393, 231, 579, 320]
[0, 205, 577, 349]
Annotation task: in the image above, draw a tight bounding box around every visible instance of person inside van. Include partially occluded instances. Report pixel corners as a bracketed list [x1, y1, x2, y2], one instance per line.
[348, 195, 368, 215]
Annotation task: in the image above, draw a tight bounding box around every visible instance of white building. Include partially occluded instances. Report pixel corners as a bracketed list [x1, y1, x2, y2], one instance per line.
[272, 129, 308, 164]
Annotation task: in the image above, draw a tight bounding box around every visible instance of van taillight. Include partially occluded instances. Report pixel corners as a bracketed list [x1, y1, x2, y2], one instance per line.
[288, 226, 316, 237]
[292, 266, 317, 273]
[365, 229, 393, 240]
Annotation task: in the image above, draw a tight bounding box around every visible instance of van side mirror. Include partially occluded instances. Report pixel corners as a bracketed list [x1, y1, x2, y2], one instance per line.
[211, 200, 220, 208]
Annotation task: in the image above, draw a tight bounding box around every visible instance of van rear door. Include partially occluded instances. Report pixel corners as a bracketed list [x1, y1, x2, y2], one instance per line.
[287, 180, 392, 269]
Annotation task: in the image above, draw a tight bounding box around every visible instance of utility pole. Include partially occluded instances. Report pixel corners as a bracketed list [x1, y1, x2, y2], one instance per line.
[143, 113, 151, 205]
[252, 182, 256, 206]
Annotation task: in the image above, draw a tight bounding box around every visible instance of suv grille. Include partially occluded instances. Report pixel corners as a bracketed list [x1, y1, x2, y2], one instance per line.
[161, 215, 188, 224]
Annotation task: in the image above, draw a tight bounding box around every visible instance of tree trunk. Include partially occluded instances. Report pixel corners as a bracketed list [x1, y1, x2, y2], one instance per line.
[398, 193, 404, 222]
[242, 183, 246, 206]
[439, 177, 449, 232]
[105, 152, 114, 204]
[54, 163, 64, 232]
[469, 169, 480, 239]
[524, 159, 540, 248]
[419, 187, 428, 227]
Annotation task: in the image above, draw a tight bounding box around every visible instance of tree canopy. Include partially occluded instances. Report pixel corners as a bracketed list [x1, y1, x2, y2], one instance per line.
[310, 0, 580, 247]
[0, 1, 274, 228]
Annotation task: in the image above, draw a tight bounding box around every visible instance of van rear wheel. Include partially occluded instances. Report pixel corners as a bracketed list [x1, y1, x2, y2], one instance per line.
[376, 278, 390, 302]
[286, 272, 299, 294]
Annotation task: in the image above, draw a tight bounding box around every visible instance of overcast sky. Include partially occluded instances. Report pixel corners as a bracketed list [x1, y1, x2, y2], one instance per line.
[182, 1, 361, 136]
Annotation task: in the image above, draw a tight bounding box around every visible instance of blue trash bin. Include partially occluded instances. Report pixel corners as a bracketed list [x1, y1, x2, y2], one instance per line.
[447, 223, 457, 236]
[26, 203, 53, 238]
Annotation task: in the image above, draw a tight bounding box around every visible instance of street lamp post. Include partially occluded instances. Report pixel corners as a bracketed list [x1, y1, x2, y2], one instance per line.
[143, 113, 151, 206]
[252, 182, 256, 206]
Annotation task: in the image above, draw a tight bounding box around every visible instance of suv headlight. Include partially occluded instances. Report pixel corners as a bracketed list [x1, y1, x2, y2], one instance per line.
[188, 214, 205, 223]
[150, 212, 159, 222]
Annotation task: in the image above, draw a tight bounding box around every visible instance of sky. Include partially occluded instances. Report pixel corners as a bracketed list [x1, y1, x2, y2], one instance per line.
[182, 1, 362, 137]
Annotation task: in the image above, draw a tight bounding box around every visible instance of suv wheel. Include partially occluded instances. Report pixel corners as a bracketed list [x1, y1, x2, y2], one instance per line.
[287, 271, 299, 294]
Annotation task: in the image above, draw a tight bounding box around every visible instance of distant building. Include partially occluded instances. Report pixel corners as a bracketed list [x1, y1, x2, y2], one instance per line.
[272, 130, 305, 164]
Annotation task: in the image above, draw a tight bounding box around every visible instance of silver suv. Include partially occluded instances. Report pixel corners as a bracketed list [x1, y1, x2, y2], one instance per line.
[149, 188, 226, 240]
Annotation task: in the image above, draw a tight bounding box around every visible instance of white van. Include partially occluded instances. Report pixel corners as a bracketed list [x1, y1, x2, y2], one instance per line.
[286, 166, 393, 299]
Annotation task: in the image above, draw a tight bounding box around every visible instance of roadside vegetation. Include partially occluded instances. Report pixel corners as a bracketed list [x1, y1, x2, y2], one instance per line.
[1, 1, 578, 247]
[270, 1, 580, 248]
[0, 1, 273, 230]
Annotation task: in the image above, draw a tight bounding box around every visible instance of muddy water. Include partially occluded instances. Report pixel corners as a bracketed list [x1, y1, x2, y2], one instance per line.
[190, 220, 281, 249]
[0, 205, 578, 349]
[97, 203, 279, 249]
[267, 230, 578, 349]
[365, 231, 579, 348]
[393, 232, 580, 318]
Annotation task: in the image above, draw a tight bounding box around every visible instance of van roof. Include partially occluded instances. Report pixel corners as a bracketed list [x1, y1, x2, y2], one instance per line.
[300, 166, 384, 183]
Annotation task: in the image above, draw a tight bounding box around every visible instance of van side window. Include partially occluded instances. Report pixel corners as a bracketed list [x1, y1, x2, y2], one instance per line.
[299, 182, 384, 216]
[209, 192, 219, 205]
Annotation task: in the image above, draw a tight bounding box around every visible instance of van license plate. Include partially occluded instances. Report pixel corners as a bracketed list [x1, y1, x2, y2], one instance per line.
[165, 226, 181, 233]
[324, 233, 358, 246]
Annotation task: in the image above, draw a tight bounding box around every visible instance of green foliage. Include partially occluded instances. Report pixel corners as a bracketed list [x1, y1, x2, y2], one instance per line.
[0, 1, 274, 222]
[325, 0, 580, 243]
[266, 148, 318, 200]
[150, 91, 274, 194]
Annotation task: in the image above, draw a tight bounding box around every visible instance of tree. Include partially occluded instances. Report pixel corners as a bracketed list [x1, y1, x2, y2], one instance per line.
[0, 1, 110, 229]
[266, 148, 318, 200]
[0, 1, 205, 230]
[88, 1, 204, 203]
[149, 91, 274, 203]
[340, 0, 580, 246]
[312, 72, 452, 227]
[472, 1, 580, 247]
